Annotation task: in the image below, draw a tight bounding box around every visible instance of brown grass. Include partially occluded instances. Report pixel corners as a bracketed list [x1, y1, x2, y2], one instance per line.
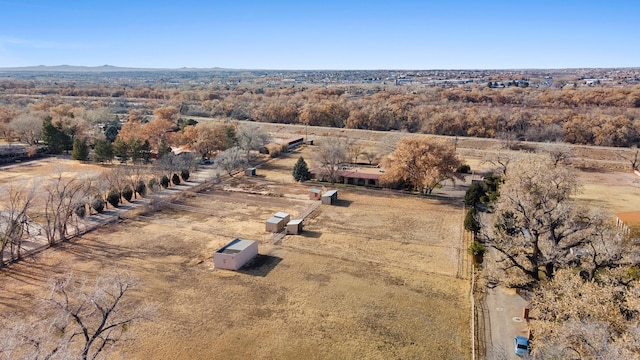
[5, 127, 640, 359]
[0, 152, 471, 360]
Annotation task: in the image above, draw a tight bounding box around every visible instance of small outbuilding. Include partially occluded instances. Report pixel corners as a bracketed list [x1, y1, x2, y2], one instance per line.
[273, 211, 290, 223]
[321, 190, 338, 205]
[214, 238, 258, 270]
[266, 216, 286, 232]
[309, 188, 322, 200]
[245, 167, 256, 176]
[286, 219, 303, 235]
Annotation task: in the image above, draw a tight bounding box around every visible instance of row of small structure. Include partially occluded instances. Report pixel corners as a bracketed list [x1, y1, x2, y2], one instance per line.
[266, 211, 302, 234]
[214, 189, 339, 271]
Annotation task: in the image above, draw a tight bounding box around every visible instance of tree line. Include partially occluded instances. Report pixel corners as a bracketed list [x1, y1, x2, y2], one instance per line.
[2, 82, 640, 148]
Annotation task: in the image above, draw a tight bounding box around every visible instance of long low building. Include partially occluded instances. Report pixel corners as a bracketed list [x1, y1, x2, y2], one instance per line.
[310, 167, 383, 186]
[214, 238, 258, 270]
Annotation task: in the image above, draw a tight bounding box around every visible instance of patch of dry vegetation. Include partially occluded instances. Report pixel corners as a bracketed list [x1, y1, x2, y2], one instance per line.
[0, 152, 471, 359]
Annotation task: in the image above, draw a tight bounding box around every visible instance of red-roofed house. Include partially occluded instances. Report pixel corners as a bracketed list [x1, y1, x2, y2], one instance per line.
[310, 167, 383, 186]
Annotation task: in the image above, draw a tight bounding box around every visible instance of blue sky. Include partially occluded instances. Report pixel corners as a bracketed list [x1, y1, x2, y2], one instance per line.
[0, 0, 638, 69]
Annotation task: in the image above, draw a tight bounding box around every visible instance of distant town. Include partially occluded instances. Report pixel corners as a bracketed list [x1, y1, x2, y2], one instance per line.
[1, 65, 639, 88]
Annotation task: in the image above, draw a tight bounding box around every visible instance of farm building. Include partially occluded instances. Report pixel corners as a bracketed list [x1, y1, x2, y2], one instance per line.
[286, 219, 303, 235]
[310, 167, 383, 187]
[266, 216, 286, 232]
[616, 210, 640, 234]
[213, 238, 258, 270]
[309, 188, 322, 200]
[273, 211, 291, 223]
[322, 190, 338, 205]
[285, 136, 304, 150]
[245, 167, 257, 176]
[259, 136, 304, 154]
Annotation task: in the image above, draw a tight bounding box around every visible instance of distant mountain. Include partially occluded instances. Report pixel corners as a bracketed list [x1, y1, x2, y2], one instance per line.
[0, 65, 233, 72]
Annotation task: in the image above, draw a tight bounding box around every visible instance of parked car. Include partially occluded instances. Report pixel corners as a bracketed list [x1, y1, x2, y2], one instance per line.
[514, 335, 530, 355]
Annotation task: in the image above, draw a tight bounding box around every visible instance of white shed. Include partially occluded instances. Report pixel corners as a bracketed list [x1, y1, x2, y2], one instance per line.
[214, 238, 258, 270]
[273, 211, 291, 223]
[266, 216, 286, 232]
[321, 190, 338, 205]
[286, 219, 303, 235]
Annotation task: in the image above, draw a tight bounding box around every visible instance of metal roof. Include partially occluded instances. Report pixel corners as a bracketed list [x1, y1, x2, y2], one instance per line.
[216, 238, 256, 254]
[274, 211, 290, 219]
[287, 219, 303, 225]
[323, 190, 338, 197]
[266, 216, 285, 224]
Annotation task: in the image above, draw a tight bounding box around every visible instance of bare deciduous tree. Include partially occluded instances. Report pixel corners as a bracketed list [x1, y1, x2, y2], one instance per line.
[530, 268, 640, 359]
[313, 137, 349, 184]
[0, 183, 36, 266]
[482, 152, 514, 176]
[538, 142, 573, 167]
[346, 139, 362, 165]
[617, 146, 640, 172]
[0, 272, 152, 360]
[236, 123, 271, 164]
[362, 151, 378, 165]
[480, 154, 629, 289]
[42, 173, 88, 244]
[215, 146, 247, 176]
[8, 111, 44, 145]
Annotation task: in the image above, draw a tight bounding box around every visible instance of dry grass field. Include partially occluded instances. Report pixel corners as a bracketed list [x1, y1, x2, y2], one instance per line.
[3, 127, 640, 359]
[0, 149, 471, 359]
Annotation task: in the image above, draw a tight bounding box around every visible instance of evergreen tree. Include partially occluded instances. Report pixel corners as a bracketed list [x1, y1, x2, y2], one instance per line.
[113, 138, 130, 163]
[140, 140, 152, 164]
[464, 182, 486, 207]
[71, 138, 89, 161]
[93, 139, 114, 163]
[103, 119, 121, 142]
[42, 116, 70, 154]
[129, 139, 143, 164]
[464, 208, 481, 237]
[107, 189, 120, 207]
[292, 156, 311, 181]
[157, 139, 172, 159]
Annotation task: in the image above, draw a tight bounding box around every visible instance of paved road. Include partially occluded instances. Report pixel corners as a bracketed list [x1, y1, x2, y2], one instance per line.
[484, 286, 530, 359]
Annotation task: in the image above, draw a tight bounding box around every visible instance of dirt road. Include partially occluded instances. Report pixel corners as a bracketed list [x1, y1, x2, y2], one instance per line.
[484, 286, 530, 359]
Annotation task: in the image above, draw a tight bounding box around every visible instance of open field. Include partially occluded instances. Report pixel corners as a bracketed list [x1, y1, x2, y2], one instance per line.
[0, 148, 471, 359]
[3, 125, 640, 359]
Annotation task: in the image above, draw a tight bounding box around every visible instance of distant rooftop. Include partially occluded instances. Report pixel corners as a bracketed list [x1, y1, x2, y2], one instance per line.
[616, 211, 640, 225]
